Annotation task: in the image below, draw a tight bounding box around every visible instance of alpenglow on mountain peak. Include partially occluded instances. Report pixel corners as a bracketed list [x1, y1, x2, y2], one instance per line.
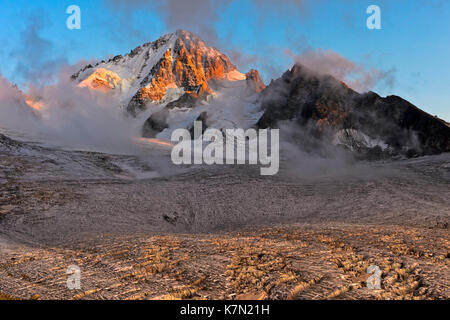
[72, 29, 265, 116]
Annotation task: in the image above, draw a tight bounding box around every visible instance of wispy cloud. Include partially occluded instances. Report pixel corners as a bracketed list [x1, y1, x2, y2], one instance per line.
[286, 48, 396, 92]
[11, 13, 67, 86]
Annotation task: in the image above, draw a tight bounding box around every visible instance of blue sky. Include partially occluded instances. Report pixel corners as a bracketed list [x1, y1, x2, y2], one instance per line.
[0, 0, 449, 120]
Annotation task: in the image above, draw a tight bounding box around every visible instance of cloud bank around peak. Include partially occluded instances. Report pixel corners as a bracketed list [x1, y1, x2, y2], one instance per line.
[286, 49, 396, 93]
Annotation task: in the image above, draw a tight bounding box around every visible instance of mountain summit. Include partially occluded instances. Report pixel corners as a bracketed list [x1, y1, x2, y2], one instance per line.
[72, 30, 263, 116]
[72, 31, 449, 158]
[257, 64, 450, 156]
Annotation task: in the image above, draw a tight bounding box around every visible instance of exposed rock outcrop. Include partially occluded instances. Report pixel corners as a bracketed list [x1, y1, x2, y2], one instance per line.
[351, 93, 450, 155]
[245, 69, 266, 93]
[188, 111, 209, 139]
[142, 109, 170, 138]
[71, 32, 449, 157]
[257, 64, 450, 156]
[73, 30, 249, 117]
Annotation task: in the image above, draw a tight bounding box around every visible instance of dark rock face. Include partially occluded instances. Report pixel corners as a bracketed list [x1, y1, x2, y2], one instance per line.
[0, 133, 29, 154]
[188, 111, 209, 139]
[166, 85, 210, 110]
[257, 64, 357, 130]
[142, 109, 170, 138]
[71, 64, 93, 81]
[0, 133, 19, 148]
[127, 93, 149, 117]
[142, 110, 209, 139]
[165, 92, 197, 109]
[351, 93, 450, 155]
[257, 64, 450, 156]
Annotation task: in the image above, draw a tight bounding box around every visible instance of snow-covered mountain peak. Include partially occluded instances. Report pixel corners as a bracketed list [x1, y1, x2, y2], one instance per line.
[72, 30, 252, 116]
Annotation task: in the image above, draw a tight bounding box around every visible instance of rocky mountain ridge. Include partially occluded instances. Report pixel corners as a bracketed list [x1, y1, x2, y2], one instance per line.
[257, 64, 450, 157]
[72, 30, 264, 116]
[71, 31, 449, 158]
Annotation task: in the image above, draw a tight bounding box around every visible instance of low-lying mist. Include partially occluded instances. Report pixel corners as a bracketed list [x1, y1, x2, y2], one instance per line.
[0, 69, 143, 155]
[0, 64, 395, 181]
[275, 121, 394, 181]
